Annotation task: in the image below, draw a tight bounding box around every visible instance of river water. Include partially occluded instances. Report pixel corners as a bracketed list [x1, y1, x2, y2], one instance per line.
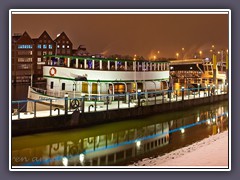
[11, 100, 228, 167]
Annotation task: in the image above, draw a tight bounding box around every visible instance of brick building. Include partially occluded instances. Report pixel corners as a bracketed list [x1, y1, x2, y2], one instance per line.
[12, 31, 74, 84]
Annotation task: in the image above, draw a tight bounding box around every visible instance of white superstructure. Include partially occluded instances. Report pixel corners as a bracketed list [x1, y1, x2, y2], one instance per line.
[29, 55, 170, 100]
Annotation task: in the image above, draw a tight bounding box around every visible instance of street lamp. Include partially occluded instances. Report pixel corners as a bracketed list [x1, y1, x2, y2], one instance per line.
[176, 53, 179, 59]
[64, 93, 69, 115]
[198, 83, 200, 97]
[199, 51, 202, 58]
[137, 89, 141, 107]
[181, 47, 185, 59]
[153, 55, 156, 61]
[207, 84, 210, 96]
[181, 86, 184, 101]
[134, 54, 137, 60]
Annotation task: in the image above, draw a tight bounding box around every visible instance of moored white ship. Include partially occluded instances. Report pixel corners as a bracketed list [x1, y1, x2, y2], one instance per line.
[27, 55, 170, 111]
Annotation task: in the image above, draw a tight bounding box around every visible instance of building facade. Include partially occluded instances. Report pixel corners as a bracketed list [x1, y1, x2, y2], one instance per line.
[12, 31, 74, 84]
[12, 32, 34, 84]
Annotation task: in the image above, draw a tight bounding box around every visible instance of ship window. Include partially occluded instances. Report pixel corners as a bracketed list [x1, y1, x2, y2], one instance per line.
[50, 82, 54, 89]
[62, 83, 65, 90]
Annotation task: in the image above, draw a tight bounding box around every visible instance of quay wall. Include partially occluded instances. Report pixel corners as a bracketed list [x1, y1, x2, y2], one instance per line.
[12, 94, 228, 136]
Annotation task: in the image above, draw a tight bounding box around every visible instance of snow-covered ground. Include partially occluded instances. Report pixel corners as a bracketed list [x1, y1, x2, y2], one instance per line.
[131, 130, 229, 167]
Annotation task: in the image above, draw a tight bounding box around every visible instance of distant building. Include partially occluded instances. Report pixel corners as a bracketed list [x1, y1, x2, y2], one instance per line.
[54, 32, 73, 56]
[72, 45, 90, 57]
[12, 32, 35, 84]
[33, 31, 56, 82]
[12, 31, 74, 84]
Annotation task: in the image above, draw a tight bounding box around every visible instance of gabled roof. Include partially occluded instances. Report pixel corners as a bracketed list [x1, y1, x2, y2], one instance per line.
[54, 32, 72, 45]
[14, 31, 34, 44]
[12, 35, 21, 43]
[37, 30, 54, 43]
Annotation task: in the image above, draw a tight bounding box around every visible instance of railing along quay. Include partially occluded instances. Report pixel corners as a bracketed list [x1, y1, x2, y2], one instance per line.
[11, 85, 228, 120]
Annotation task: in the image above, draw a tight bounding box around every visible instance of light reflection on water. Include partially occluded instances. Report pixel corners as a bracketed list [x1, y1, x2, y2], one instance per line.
[11, 101, 228, 166]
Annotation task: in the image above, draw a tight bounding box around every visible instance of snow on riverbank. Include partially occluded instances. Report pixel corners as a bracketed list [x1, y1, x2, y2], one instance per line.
[131, 130, 229, 167]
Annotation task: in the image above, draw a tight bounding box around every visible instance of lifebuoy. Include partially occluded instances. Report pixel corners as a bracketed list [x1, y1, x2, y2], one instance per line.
[70, 99, 80, 109]
[49, 67, 57, 76]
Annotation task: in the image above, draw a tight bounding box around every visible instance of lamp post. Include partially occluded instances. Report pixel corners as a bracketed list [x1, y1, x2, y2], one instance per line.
[207, 84, 210, 97]
[64, 93, 68, 115]
[81, 93, 85, 113]
[137, 89, 141, 107]
[181, 86, 184, 101]
[181, 47, 185, 59]
[198, 83, 200, 98]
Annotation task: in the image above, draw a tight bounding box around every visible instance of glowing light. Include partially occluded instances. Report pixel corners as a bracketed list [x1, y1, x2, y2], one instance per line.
[207, 120, 211, 125]
[79, 153, 85, 163]
[181, 128, 185, 133]
[212, 118, 216, 123]
[136, 141, 141, 147]
[197, 116, 200, 122]
[57, 34, 61, 37]
[62, 157, 68, 166]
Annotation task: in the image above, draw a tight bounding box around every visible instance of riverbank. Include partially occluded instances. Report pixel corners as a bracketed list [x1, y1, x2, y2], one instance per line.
[12, 94, 228, 136]
[131, 130, 229, 167]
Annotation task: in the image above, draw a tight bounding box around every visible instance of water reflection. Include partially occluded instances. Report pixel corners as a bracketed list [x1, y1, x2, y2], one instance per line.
[12, 101, 228, 166]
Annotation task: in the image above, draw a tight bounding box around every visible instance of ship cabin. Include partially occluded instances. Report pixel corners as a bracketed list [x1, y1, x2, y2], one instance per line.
[42, 55, 170, 99]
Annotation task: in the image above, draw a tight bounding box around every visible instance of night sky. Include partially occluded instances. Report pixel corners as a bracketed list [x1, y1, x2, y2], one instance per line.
[11, 13, 229, 59]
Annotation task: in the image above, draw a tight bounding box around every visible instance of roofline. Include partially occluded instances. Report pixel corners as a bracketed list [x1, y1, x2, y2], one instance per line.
[43, 55, 170, 63]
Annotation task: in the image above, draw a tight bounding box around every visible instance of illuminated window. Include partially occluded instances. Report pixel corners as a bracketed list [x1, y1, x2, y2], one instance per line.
[49, 44, 52, 49]
[18, 44, 32, 49]
[37, 44, 41, 49]
[37, 58, 41, 62]
[43, 44, 47, 49]
[62, 45, 65, 48]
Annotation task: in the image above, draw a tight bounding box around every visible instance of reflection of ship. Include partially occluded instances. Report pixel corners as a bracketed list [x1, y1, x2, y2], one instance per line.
[12, 101, 228, 166]
[12, 121, 169, 166]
